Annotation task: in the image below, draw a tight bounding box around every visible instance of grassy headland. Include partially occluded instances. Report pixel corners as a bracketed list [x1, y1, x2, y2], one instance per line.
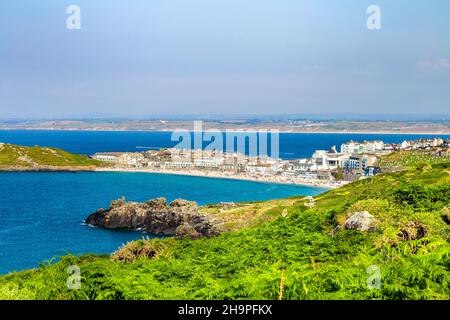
[0, 143, 106, 171]
[0, 150, 449, 300]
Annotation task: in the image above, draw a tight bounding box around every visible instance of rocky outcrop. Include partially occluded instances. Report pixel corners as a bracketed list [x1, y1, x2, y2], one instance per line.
[344, 211, 376, 232]
[85, 197, 219, 238]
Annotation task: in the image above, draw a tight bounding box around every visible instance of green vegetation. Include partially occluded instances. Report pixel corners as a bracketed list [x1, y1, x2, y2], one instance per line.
[377, 149, 450, 172]
[200, 198, 300, 232]
[0, 143, 105, 168]
[0, 151, 449, 300]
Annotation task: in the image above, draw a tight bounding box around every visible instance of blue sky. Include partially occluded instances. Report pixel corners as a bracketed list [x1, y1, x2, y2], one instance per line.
[1, 0, 450, 118]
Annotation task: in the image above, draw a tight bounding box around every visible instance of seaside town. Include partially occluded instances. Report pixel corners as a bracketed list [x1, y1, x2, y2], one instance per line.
[92, 138, 450, 188]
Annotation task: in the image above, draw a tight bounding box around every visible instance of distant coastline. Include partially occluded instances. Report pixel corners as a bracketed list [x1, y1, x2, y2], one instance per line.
[1, 128, 450, 135]
[1, 117, 449, 135]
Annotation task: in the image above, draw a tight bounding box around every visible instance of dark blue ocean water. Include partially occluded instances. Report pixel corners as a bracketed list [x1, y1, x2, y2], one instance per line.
[0, 130, 448, 159]
[0, 171, 326, 274]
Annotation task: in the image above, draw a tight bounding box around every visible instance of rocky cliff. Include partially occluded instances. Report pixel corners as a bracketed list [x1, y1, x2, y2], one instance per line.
[85, 197, 219, 239]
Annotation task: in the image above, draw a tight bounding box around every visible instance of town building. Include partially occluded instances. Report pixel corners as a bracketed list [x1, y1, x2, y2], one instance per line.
[341, 140, 384, 154]
[164, 161, 194, 169]
[289, 158, 315, 173]
[400, 138, 444, 150]
[89, 138, 445, 185]
[365, 166, 382, 177]
[311, 146, 348, 171]
[343, 154, 377, 172]
[92, 152, 125, 162]
[92, 152, 145, 167]
[194, 157, 224, 168]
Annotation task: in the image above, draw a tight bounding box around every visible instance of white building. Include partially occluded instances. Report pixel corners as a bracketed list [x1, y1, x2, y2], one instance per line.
[340, 141, 359, 154]
[92, 152, 124, 162]
[400, 141, 411, 150]
[164, 161, 194, 169]
[118, 153, 145, 166]
[92, 152, 145, 166]
[290, 158, 314, 172]
[341, 141, 384, 154]
[311, 146, 349, 171]
[416, 138, 444, 148]
[194, 157, 224, 168]
[245, 164, 269, 174]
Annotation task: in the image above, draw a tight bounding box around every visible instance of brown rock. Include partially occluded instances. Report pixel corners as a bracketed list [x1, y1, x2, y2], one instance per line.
[175, 223, 202, 239]
[85, 197, 217, 238]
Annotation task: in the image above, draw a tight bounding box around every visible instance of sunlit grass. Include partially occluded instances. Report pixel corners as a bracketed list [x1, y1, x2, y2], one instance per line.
[0, 144, 104, 168]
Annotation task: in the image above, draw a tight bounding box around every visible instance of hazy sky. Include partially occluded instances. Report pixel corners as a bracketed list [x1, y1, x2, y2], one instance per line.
[1, 0, 450, 118]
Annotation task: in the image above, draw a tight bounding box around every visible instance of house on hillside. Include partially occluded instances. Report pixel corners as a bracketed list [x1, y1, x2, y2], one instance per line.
[365, 166, 382, 177]
[341, 140, 384, 154]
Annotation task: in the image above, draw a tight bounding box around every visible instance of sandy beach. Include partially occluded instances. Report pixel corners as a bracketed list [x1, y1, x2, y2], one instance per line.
[95, 167, 346, 189]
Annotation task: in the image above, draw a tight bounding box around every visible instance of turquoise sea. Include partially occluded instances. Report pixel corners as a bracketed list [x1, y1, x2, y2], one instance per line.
[0, 171, 326, 274]
[0, 130, 448, 274]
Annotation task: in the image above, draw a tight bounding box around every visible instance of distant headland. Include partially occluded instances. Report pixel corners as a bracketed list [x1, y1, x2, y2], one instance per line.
[0, 117, 449, 134]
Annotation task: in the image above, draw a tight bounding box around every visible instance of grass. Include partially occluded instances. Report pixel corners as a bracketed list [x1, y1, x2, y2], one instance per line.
[0, 150, 449, 300]
[0, 143, 105, 168]
[376, 150, 450, 172]
[199, 197, 302, 232]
